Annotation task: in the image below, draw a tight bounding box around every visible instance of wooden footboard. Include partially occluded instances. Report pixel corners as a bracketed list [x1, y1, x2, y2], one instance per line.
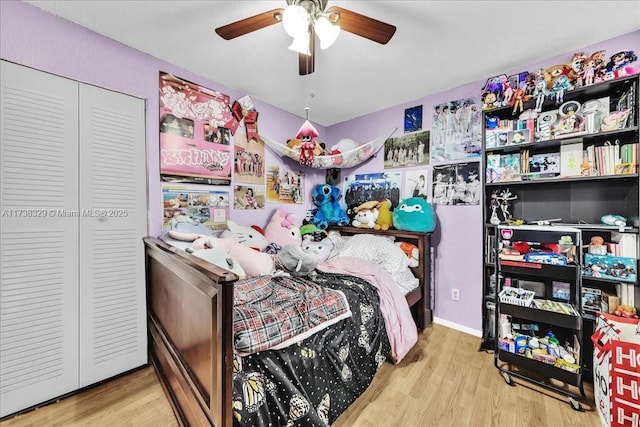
[144, 237, 238, 427]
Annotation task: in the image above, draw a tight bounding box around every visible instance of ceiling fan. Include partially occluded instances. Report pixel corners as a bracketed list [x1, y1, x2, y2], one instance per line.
[215, 0, 396, 75]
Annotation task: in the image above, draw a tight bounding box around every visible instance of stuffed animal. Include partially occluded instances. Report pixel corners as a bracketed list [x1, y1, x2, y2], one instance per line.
[301, 239, 334, 262]
[295, 120, 324, 166]
[274, 243, 318, 277]
[311, 184, 350, 230]
[352, 200, 379, 228]
[329, 138, 359, 166]
[220, 219, 269, 251]
[374, 199, 393, 231]
[167, 231, 274, 277]
[614, 304, 638, 319]
[264, 207, 302, 247]
[190, 248, 248, 279]
[395, 241, 419, 267]
[300, 222, 327, 242]
[393, 197, 436, 232]
[345, 203, 361, 224]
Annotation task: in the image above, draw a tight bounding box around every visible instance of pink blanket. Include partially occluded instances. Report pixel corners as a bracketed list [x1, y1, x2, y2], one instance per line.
[317, 257, 418, 363]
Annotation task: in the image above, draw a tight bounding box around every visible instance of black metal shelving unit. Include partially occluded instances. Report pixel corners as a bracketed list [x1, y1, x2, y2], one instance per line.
[492, 225, 585, 410]
[480, 75, 639, 408]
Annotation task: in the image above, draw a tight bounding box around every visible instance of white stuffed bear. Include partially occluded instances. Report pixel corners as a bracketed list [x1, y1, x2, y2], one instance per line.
[352, 200, 379, 229]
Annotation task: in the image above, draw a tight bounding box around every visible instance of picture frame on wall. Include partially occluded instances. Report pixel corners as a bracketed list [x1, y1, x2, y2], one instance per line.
[404, 105, 423, 133]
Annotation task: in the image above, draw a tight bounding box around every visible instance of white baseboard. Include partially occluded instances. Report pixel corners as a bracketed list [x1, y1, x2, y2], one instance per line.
[433, 316, 482, 337]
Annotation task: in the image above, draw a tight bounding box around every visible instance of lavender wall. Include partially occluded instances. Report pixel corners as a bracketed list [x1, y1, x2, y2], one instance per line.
[1, 1, 638, 333]
[0, 0, 323, 238]
[327, 31, 640, 334]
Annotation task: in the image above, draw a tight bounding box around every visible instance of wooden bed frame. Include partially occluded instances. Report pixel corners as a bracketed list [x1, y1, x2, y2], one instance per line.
[144, 228, 432, 426]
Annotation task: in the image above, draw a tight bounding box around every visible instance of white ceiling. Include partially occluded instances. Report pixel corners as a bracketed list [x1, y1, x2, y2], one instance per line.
[24, 1, 640, 126]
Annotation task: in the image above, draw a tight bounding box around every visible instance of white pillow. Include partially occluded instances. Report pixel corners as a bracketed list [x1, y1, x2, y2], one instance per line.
[337, 234, 409, 272]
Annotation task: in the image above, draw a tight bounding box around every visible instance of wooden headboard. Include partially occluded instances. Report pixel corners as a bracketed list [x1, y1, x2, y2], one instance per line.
[328, 226, 433, 329]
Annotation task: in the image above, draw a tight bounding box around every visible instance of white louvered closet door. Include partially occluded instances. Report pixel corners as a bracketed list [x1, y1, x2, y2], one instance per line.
[0, 61, 80, 417]
[78, 84, 147, 387]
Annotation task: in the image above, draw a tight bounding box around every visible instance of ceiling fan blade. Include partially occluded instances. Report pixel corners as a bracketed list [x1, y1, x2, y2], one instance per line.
[327, 6, 396, 44]
[299, 29, 315, 75]
[215, 8, 283, 40]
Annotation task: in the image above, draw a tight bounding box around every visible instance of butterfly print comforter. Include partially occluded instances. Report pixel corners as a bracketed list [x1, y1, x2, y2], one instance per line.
[232, 271, 390, 427]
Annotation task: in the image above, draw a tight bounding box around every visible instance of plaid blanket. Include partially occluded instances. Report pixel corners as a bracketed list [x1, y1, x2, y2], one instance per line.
[233, 274, 352, 355]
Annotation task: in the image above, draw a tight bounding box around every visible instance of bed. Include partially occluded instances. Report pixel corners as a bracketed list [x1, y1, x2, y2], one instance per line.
[144, 226, 432, 426]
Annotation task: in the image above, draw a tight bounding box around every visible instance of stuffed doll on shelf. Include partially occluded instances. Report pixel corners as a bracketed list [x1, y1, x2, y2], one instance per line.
[392, 197, 436, 233]
[311, 184, 350, 230]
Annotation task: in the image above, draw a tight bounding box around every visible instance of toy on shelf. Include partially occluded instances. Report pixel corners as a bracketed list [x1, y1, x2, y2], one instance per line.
[614, 304, 638, 319]
[375, 199, 394, 230]
[351, 200, 379, 229]
[392, 197, 436, 232]
[601, 214, 627, 230]
[311, 184, 350, 230]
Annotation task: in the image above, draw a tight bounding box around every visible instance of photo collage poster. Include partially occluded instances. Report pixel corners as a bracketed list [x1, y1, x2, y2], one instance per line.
[432, 163, 480, 205]
[266, 165, 304, 205]
[159, 72, 233, 185]
[383, 130, 430, 169]
[430, 96, 482, 162]
[162, 185, 230, 232]
[341, 172, 402, 210]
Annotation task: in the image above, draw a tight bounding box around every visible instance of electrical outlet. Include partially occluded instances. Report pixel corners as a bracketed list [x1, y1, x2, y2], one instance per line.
[451, 288, 460, 301]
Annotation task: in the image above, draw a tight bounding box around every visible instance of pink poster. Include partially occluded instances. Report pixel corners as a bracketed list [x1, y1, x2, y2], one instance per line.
[159, 72, 232, 185]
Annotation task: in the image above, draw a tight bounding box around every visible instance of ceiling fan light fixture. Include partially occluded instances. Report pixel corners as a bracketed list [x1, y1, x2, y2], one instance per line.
[288, 31, 311, 56]
[314, 15, 340, 49]
[282, 4, 309, 38]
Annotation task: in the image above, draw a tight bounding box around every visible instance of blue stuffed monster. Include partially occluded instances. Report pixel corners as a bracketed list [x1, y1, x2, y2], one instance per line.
[392, 197, 436, 232]
[311, 184, 350, 230]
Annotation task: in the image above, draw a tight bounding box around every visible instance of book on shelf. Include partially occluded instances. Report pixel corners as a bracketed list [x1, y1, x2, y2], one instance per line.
[560, 142, 583, 177]
[610, 232, 638, 258]
[616, 283, 635, 309]
[590, 142, 638, 176]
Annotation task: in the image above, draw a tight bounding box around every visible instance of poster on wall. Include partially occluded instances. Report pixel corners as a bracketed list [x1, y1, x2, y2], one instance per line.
[159, 72, 232, 185]
[266, 165, 304, 204]
[430, 97, 482, 162]
[234, 185, 265, 210]
[404, 105, 423, 133]
[432, 163, 480, 205]
[162, 185, 230, 232]
[341, 172, 402, 210]
[234, 130, 265, 184]
[404, 169, 429, 200]
[383, 130, 430, 169]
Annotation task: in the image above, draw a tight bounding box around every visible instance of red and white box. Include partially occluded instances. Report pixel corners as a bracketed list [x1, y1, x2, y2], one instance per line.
[592, 313, 640, 427]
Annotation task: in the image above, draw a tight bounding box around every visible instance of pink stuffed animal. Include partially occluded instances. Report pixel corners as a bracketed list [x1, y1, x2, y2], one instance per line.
[168, 230, 274, 277]
[264, 207, 302, 247]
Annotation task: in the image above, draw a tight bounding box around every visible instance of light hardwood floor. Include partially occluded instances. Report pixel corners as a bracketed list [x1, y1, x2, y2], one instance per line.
[0, 324, 600, 427]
